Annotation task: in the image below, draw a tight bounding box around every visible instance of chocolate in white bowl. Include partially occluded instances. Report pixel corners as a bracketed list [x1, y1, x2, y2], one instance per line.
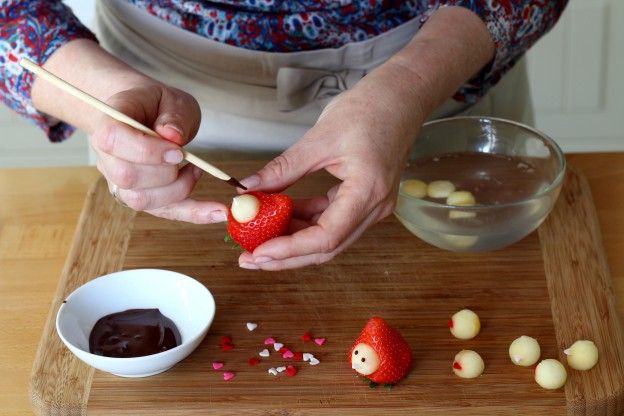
[56, 269, 215, 377]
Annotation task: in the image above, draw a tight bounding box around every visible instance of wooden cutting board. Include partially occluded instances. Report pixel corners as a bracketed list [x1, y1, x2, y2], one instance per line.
[29, 162, 624, 415]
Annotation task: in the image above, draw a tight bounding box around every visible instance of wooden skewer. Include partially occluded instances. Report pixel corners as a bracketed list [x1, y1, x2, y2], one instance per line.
[20, 58, 246, 190]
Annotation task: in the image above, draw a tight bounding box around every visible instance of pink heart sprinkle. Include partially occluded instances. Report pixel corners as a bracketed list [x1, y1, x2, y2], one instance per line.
[212, 361, 224, 370]
[314, 338, 326, 346]
[264, 337, 276, 345]
[223, 371, 236, 381]
[282, 350, 294, 359]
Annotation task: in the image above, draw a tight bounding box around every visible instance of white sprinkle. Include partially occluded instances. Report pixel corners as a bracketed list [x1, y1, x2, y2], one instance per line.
[564, 348, 571, 355]
[276, 366, 287, 373]
[309, 357, 320, 366]
[259, 348, 270, 357]
[273, 342, 284, 352]
[246, 322, 258, 331]
[268, 368, 278, 376]
[302, 353, 314, 362]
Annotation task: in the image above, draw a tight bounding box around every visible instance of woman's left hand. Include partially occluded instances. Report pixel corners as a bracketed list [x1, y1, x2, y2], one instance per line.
[237, 85, 423, 270]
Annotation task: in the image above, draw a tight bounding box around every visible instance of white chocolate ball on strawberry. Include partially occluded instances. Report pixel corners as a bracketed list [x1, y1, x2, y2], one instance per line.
[449, 309, 481, 340]
[401, 179, 428, 198]
[564, 340, 599, 371]
[447, 191, 477, 219]
[350, 343, 380, 376]
[509, 336, 541, 366]
[427, 180, 456, 199]
[230, 194, 260, 223]
[453, 350, 484, 379]
[535, 359, 567, 389]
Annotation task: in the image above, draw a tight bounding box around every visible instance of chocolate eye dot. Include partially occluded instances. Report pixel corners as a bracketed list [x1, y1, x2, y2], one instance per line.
[354, 350, 359, 355]
[361, 357, 366, 363]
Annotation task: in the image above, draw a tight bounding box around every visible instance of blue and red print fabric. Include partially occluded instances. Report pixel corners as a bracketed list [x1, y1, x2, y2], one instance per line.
[1, 0, 567, 141]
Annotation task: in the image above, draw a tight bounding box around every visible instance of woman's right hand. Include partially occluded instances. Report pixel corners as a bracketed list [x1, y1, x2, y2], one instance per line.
[91, 83, 228, 224]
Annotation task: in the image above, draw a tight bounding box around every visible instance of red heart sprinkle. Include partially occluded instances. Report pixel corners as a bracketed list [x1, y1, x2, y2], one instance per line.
[248, 357, 261, 366]
[286, 365, 298, 377]
[293, 352, 303, 361]
[279, 347, 289, 354]
[220, 336, 232, 345]
[221, 343, 234, 351]
[301, 331, 313, 342]
[453, 361, 462, 370]
[448, 319, 454, 329]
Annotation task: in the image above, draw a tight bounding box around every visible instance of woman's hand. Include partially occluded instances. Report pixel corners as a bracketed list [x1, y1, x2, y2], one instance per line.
[92, 83, 227, 223]
[236, 6, 495, 270]
[31, 40, 228, 224]
[237, 84, 423, 270]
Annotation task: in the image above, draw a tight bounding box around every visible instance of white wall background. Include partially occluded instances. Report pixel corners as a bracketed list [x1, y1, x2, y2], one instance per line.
[0, 0, 621, 167]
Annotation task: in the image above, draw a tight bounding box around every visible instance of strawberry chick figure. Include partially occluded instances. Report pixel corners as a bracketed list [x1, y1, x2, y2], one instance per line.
[349, 317, 413, 386]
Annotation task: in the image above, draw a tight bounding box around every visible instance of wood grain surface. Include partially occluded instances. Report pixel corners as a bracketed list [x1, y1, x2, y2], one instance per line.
[22, 161, 624, 415]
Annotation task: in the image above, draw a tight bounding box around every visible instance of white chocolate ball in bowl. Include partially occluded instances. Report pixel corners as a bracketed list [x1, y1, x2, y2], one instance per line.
[427, 180, 456, 199]
[401, 179, 428, 198]
[447, 191, 477, 219]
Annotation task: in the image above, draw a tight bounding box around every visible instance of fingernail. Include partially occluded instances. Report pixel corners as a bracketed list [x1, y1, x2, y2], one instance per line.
[164, 123, 184, 136]
[210, 210, 227, 222]
[193, 166, 202, 180]
[164, 149, 183, 164]
[254, 256, 273, 264]
[239, 262, 259, 270]
[240, 175, 260, 189]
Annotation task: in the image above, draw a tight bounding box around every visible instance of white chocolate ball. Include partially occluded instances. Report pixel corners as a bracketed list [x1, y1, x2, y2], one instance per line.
[564, 340, 599, 371]
[509, 336, 541, 366]
[231, 194, 260, 223]
[449, 309, 481, 340]
[447, 191, 477, 219]
[350, 343, 380, 376]
[453, 350, 485, 379]
[535, 359, 567, 390]
[401, 179, 428, 198]
[443, 233, 479, 249]
[427, 180, 456, 199]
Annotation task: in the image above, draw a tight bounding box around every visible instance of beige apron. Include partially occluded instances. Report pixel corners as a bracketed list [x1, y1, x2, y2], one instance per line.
[95, 0, 533, 156]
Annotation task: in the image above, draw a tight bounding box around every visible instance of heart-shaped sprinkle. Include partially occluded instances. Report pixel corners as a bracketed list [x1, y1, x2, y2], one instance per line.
[293, 352, 304, 361]
[301, 331, 313, 342]
[223, 371, 236, 381]
[212, 361, 224, 370]
[246, 322, 258, 331]
[309, 357, 320, 366]
[286, 365, 298, 377]
[279, 347, 288, 354]
[268, 368, 278, 376]
[221, 343, 234, 352]
[273, 342, 284, 351]
[314, 338, 326, 346]
[219, 336, 232, 345]
[248, 357, 261, 366]
[282, 350, 294, 359]
[264, 337, 276, 345]
[259, 349, 270, 357]
[302, 353, 314, 362]
[276, 366, 287, 373]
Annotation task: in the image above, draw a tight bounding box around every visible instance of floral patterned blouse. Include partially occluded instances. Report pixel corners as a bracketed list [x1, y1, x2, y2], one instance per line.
[0, 0, 567, 141]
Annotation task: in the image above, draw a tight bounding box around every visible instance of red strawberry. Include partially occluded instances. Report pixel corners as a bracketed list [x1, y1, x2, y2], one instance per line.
[348, 317, 412, 385]
[227, 192, 293, 252]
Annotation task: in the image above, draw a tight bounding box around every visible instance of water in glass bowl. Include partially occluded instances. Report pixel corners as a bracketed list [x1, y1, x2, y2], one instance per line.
[395, 152, 556, 252]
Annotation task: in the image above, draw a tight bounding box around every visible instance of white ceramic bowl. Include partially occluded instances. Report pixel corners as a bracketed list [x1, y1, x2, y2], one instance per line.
[56, 269, 215, 377]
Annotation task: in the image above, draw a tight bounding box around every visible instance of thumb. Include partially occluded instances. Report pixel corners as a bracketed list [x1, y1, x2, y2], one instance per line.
[154, 88, 201, 146]
[241, 145, 317, 193]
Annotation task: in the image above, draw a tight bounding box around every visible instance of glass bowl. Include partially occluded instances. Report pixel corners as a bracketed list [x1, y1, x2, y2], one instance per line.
[394, 116, 566, 252]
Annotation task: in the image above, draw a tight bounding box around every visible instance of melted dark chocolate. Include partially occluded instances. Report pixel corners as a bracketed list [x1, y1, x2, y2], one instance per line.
[89, 308, 181, 358]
